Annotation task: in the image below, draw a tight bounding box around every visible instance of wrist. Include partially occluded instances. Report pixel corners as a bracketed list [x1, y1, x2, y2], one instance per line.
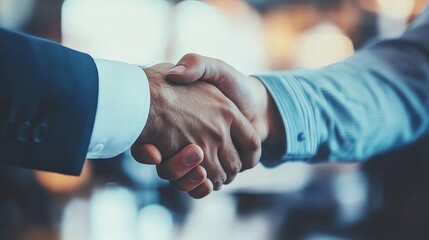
[249, 77, 283, 145]
[139, 67, 162, 141]
[264, 91, 284, 145]
[248, 77, 270, 141]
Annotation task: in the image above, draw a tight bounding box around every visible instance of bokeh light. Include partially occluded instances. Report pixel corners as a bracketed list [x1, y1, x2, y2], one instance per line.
[62, 0, 171, 65]
[293, 23, 354, 68]
[34, 161, 91, 194]
[138, 204, 174, 240]
[376, 0, 415, 19]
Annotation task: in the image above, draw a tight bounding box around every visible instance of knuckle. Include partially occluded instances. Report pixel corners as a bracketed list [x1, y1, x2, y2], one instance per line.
[233, 161, 243, 174]
[209, 125, 225, 142]
[248, 131, 262, 152]
[220, 103, 236, 121]
[224, 99, 237, 111]
[212, 173, 227, 190]
[224, 161, 241, 185]
[227, 160, 242, 176]
[183, 53, 201, 65]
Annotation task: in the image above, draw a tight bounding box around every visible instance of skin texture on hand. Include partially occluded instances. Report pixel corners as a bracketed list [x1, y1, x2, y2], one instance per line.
[131, 63, 262, 193]
[135, 55, 284, 199]
[167, 54, 283, 144]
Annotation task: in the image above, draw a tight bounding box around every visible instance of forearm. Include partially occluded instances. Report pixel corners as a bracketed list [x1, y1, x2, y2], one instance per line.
[255, 10, 429, 165]
[302, 47, 429, 162]
[0, 28, 151, 174]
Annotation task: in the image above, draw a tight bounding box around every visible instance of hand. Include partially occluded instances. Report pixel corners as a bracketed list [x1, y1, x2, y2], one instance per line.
[131, 63, 262, 193]
[167, 54, 283, 144]
[138, 55, 284, 198]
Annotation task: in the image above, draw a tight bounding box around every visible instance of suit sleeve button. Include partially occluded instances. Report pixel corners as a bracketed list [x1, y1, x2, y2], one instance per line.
[17, 121, 32, 142]
[33, 123, 48, 143]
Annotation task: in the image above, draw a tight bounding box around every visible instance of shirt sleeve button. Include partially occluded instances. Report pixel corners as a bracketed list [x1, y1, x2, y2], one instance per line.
[297, 132, 306, 142]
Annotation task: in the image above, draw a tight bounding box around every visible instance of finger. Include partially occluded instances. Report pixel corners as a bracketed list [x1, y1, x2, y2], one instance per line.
[131, 144, 162, 165]
[218, 140, 242, 185]
[156, 144, 204, 181]
[231, 110, 262, 171]
[201, 149, 227, 191]
[170, 166, 207, 192]
[188, 179, 214, 199]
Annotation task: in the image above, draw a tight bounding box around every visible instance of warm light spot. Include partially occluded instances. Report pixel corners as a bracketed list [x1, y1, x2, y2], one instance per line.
[263, 9, 298, 69]
[34, 160, 91, 193]
[293, 23, 354, 68]
[204, 0, 253, 19]
[376, 0, 415, 19]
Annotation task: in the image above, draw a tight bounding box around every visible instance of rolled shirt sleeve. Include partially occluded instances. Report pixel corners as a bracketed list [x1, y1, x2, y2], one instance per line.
[87, 59, 150, 159]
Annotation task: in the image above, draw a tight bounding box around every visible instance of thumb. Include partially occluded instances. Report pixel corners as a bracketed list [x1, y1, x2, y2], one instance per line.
[167, 54, 248, 109]
[131, 144, 162, 165]
[167, 53, 208, 84]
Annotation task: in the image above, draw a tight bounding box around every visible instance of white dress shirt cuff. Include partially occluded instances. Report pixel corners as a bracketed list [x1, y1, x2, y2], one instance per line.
[87, 59, 150, 159]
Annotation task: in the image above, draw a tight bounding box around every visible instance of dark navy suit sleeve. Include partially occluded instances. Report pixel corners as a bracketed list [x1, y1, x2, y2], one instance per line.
[0, 28, 98, 175]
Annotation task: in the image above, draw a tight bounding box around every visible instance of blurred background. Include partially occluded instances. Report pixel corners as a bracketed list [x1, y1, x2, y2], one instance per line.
[1, 0, 429, 239]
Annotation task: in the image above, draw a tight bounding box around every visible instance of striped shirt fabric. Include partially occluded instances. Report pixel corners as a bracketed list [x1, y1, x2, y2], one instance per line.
[255, 7, 429, 166]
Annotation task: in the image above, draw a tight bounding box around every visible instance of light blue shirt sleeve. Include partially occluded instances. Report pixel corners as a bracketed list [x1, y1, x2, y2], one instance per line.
[87, 59, 150, 159]
[255, 8, 429, 166]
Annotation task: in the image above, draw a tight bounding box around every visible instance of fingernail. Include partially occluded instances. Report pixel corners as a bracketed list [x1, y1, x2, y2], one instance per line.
[168, 65, 187, 74]
[184, 146, 202, 166]
[189, 170, 203, 182]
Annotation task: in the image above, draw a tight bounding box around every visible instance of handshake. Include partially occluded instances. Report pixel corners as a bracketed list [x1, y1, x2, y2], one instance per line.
[131, 54, 283, 199]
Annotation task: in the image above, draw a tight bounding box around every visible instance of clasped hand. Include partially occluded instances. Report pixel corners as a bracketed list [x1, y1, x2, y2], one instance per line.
[132, 54, 283, 199]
